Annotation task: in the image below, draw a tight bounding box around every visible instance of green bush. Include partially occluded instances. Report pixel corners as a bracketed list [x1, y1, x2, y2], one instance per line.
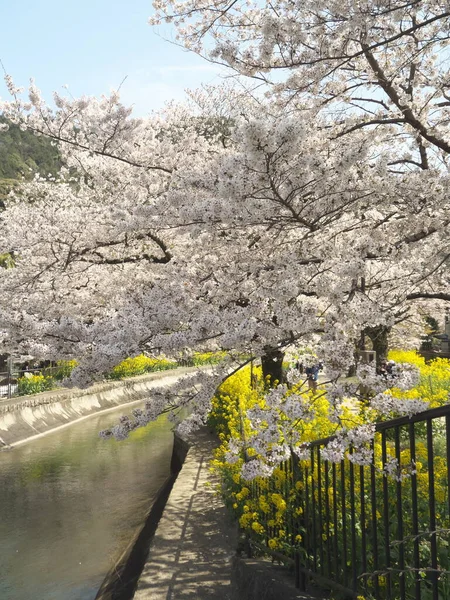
[191, 351, 227, 366]
[17, 374, 56, 396]
[42, 360, 77, 381]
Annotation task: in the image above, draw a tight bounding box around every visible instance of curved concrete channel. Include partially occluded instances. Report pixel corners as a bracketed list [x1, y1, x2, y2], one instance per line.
[0, 367, 200, 449]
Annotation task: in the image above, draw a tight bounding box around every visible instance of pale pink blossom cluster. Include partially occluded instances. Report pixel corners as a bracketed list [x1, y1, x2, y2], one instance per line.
[319, 425, 376, 467]
[356, 363, 421, 397]
[370, 393, 430, 418]
[383, 457, 417, 482]
[241, 459, 275, 481]
[321, 437, 347, 464]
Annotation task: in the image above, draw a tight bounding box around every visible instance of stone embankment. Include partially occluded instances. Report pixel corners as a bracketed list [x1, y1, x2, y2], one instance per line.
[0, 367, 199, 449]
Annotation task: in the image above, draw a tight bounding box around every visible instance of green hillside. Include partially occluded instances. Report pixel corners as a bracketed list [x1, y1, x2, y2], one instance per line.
[0, 116, 61, 205]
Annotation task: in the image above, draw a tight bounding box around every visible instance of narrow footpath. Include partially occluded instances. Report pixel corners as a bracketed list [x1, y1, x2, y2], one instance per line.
[134, 429, 238, 600]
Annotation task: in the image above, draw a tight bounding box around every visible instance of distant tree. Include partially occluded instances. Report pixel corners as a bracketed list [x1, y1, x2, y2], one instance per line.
[425, 315, 440, 336]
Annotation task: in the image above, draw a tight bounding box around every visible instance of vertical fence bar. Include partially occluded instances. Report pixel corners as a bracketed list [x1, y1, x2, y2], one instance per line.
[332, 462, 339, 582]
[311, 447, 318, 573]
[348, 449, 358, 592]
[370, 439, 380, 597]
[304, 464, 310, 575]
[284, 458, 296, 586]
[271, 471, 277, 546]
[445, 415, 450, 600]
[409, 421, 421, 600]
[359, 463, 367, 593]
[426, 419, 438, 600]
[261, 478, 268, 549]
[317, 446, 324, 575]
[287, 457, 296, 583]
[290, 458, 296, 557]
[446, 415, 450, 538]
[395, 425, 406, 600]
[293, 454, 307, 592]
[381, 430, 392, 599]
[283, 459, 290, 550]
[340, 459, 348, 588]
[324, 460, 331, 579]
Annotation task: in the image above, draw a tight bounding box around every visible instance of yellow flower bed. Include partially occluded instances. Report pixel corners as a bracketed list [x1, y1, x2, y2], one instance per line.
[17, 374, 56, 396]
[388, 349, 450, 408]
[192, 351, 227, 366]
[209, 352, 450, 591]
[108, 354, 178, 379]
[209, 364, 367, 551]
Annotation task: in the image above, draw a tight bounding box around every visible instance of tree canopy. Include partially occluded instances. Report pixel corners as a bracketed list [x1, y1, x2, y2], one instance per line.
[0, 2, 448, 443]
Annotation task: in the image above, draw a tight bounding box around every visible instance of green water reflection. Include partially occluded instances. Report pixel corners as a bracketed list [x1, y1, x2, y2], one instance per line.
[0, 407, 174, 600]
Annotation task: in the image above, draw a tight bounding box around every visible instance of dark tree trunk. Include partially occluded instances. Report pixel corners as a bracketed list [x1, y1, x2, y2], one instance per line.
[261, 348, 285, 387]
[365, 325, 391, 367]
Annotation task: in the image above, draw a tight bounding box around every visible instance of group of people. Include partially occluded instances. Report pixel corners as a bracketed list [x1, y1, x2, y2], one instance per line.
[377, 360, 397, 378]
[297, 357, 398, 392]
[19, 360, 55, 378]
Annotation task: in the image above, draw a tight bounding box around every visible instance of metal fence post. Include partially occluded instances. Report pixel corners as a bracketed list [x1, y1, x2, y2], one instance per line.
[7, 356, 13, 399]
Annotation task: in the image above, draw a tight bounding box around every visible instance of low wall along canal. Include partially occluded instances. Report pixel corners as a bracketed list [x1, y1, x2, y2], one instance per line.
[0, 367, 199, 448]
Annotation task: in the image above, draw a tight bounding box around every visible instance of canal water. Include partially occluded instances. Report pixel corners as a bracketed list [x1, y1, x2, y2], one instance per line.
[0, 406, 174, 600]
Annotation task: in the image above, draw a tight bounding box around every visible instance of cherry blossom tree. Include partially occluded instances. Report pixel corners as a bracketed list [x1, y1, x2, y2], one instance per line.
[0, 97, 445, 362]
[0, 0, 449, 445]
[150, 0, 450, 361]
[151, 0, 450, 156]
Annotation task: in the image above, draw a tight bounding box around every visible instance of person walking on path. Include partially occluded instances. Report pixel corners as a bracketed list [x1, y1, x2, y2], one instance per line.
[305, 363, 322, 394]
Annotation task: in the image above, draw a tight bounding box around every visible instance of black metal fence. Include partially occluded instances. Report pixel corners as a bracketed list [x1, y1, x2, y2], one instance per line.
[243, 405, 450, 599]
[0, 366, 64, 399]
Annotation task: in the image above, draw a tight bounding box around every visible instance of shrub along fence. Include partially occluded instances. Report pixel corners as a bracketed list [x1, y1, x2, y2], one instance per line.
[238, 405, 450, 600]
[0, 362, 77, 398]
[0, 351, 227, 399]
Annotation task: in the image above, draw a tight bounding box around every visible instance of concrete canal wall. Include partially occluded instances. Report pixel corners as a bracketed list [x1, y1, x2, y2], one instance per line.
[0, 367, 198, 449]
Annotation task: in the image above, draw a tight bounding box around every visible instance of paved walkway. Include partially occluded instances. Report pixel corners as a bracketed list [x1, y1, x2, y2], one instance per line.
[134, 429, 238, 600]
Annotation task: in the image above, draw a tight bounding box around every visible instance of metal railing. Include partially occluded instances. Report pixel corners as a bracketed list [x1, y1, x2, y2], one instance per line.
[0, 366, 64, 400]
[243, 404, 450, 599]
[0, 370, 17, 398]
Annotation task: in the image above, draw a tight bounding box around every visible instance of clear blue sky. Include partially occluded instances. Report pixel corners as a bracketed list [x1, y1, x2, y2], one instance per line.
[0, 0, 225, 116]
